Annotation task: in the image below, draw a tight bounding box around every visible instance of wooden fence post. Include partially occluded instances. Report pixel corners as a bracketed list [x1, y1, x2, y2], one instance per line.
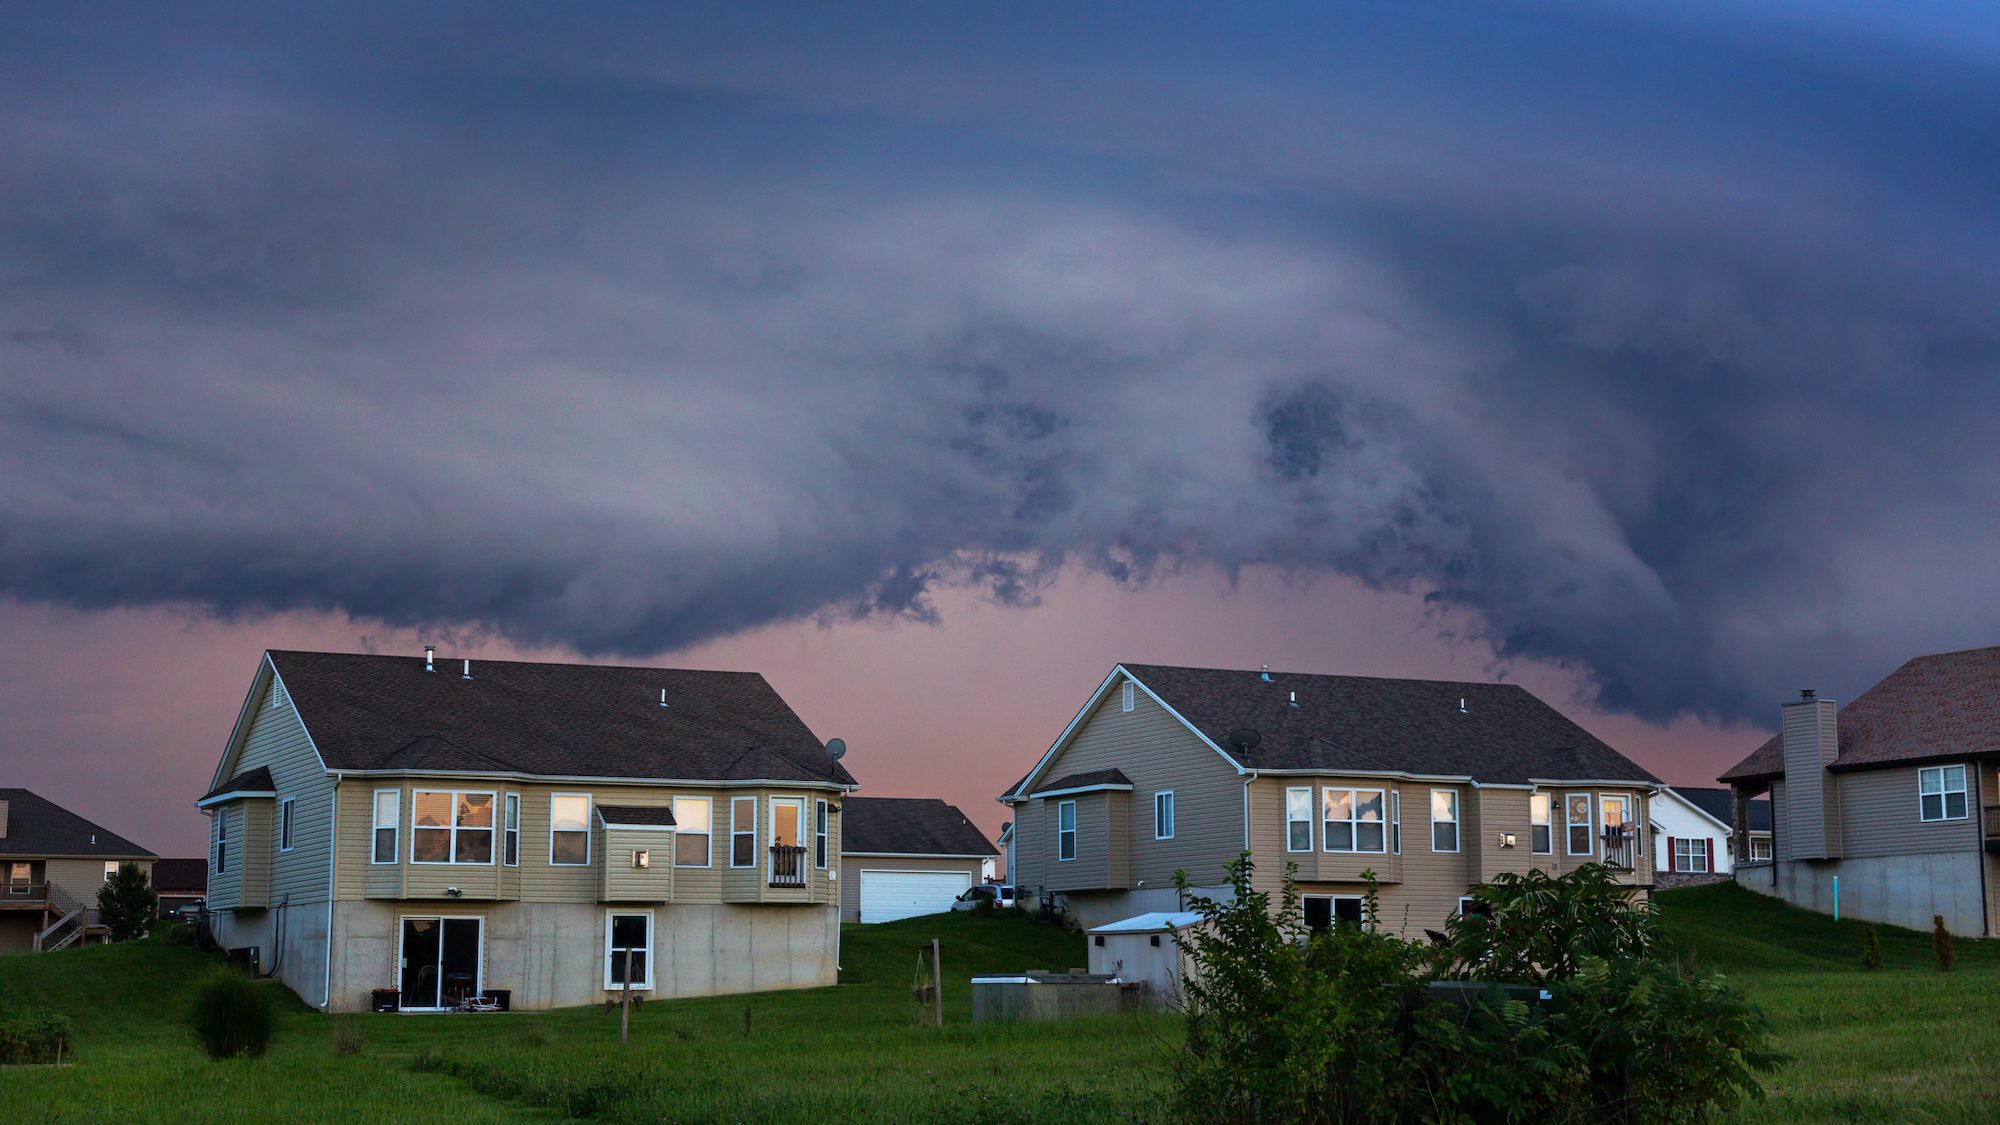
[931, 938, 943, 1029]
[620, 946, 633, 1045]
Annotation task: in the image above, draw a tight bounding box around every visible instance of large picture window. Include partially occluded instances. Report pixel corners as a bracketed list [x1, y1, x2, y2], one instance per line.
[1321, 788, 1387, 853]
[604, 912, 653, 990]
[1919, 765, 1969, 822]
[1285, 787, 1313, 852]
[1430, 789, 1460, 853]
[550, 794, 592, 865]
[1057, 799, 1077, 861]
[1530, 792, 1553, 854]
[412, 790, 495, 864]
[1565, 793, 1594, 855]
[673, 796, 712, 866]
[731, 796, 757, 867]
[372, 790, 398, 864]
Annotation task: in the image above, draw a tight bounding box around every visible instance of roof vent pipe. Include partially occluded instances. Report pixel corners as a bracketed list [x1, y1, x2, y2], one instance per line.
[659, 689, 669, 708]
[1288, 690, 1298, 708]
[424, 645, 435, 673]
[461, 659, 472, 681]
[1260, 665, 1271, 682]
[1459, 697, 1468, 714]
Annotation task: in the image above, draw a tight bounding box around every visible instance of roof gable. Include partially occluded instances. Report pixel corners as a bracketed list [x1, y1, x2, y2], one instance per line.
[0, 789, 155, 859]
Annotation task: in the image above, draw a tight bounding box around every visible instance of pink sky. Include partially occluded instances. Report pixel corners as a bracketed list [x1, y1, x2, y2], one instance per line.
[0, 566, 1770, 862]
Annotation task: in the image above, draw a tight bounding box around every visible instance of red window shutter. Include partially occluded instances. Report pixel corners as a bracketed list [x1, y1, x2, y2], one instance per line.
[1706, 837, 1715, 873]
[1666, 836, 1675, 873]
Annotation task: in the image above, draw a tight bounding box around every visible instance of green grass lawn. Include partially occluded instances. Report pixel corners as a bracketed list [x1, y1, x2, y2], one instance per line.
[3, 888, 1997, 1121]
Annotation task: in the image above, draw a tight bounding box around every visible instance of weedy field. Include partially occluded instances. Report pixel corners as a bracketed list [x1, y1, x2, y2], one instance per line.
[3, 886, 1996, 1121]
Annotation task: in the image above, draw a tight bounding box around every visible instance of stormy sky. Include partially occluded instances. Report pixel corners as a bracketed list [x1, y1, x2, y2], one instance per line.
[5, 3, 1999, 854]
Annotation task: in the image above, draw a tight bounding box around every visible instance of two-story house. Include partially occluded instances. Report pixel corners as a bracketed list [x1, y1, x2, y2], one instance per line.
[1001, 664, 1661, 932]
[1720, 646, 2000, 937]
[0, 789, 156, 953]
[199, 649, 855, 1012]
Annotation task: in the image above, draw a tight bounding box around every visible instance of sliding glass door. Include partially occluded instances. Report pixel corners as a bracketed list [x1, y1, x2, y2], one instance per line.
[399, 917, 482, 1009]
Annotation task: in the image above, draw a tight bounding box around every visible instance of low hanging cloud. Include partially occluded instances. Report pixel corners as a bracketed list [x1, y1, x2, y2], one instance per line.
[4, 4, 2000, 725]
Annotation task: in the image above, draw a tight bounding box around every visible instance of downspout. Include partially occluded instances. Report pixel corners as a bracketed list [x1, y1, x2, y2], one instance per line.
[1243, 772, 1256, 852]
[324, 772, 339, 1011]
[1976, 762, 1991, 937]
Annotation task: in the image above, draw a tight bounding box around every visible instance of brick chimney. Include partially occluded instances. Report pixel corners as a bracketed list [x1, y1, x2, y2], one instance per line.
[1780, 689, 1842, 859]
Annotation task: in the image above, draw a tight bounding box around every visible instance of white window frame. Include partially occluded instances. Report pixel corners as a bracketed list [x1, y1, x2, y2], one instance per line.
[1153, 791, 1176, 840]
[1391, 789, 1402, 855]
[1749, 836, 1772, 862]
[1302, 893, 1369, 931]
[1918, 764, 1969, 822]
[371, 789, 398, 865]
[730, 796, 758, 868]
[1565, 792, 1595, 856]
[1599, 793, 1635, 853]
[1529, 792, 1553, 854]
[549, 793, 593, 866]
[410, 789, 499, 866]
[1429, 788, 1460, 854]
[212, 809, 229, 875]
[503, 793, 520, 867]
[603, 910, 655, 991]
[1057, 799, 1077, 862]
[104, 861, 119, 883]
[673, 796, 713, 868]
[815, 798, 830, 869]
[1121, 681, 1135, 712]
[1320, 787, 1389, 854]
[1674, 837, 1709, 873]
[1284, 786, 1313, 852]
[278, 796, 296, 852]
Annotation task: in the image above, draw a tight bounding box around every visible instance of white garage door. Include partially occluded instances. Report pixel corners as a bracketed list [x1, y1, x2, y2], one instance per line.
[858, 870, 973, 924]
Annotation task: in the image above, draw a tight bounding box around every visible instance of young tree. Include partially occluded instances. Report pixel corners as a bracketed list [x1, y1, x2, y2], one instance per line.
[97, 862, 158, 942]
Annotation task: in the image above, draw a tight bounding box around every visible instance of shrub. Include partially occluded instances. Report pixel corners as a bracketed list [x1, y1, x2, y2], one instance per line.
[0, 1009, 75, 1064]
[1440, 864, 1656, 984]
[156, 920, 196, 946]
[1933, 915, 1956, 972]
[1862, 926, 1883, 971]
[97, 862, 158, 942]
[191, 970, 275, 1059]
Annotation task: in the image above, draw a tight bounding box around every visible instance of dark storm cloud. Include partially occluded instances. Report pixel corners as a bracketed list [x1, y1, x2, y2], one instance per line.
[4, 2, 1999, 722]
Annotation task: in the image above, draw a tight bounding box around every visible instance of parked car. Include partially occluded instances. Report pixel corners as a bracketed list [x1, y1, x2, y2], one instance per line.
[951, 884, 1016, 911]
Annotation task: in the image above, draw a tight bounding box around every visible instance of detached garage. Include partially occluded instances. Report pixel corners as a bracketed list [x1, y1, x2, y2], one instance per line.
[840, 797, 1000, 923]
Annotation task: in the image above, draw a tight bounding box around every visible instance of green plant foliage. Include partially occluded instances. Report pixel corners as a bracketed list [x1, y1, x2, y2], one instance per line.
[154, 920, 196, 946]
[1861, 926, 1883, 971]
[96, 863, 158, 943]
[1440, 863, 1655, 984]
[190, 970, 275, 1060]
[0, 1009, 75, 1064]
[1932, 915, 1955, 972]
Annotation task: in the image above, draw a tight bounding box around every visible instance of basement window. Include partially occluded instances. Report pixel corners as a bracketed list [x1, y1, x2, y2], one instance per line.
[1919, 765, 1969, 822]
[604, 911, 653, 990]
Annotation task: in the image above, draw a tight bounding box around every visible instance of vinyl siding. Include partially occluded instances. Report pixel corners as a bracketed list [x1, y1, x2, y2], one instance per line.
[599, 827, 676, 902]
[838, 856, 986, 922]
[232, 675, 336, 909]
[1780, 700, 1841, 859]
[1836, 763, 1979, 858]
[203, 802, 272, 911]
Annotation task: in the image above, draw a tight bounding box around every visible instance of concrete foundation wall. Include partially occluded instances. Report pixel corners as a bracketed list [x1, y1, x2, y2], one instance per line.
[322, 900, 837, 1013]
[1734, 853, 1989, 937]
[208, 901, 332, 1009]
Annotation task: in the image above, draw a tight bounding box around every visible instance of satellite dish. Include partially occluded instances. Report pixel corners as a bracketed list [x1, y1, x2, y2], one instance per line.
[1227, 728, 1262, 754]
[825, 737, 847, 761]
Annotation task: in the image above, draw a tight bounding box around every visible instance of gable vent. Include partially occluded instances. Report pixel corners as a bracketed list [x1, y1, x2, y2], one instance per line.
[1121, 682, 1136, 712]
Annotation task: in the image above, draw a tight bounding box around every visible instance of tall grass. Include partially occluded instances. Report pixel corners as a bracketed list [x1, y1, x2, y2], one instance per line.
[190, 971, 276, 1059]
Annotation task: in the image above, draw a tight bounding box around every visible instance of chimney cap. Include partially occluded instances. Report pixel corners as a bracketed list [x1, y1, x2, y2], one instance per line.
[1800, 688, 1816, 700]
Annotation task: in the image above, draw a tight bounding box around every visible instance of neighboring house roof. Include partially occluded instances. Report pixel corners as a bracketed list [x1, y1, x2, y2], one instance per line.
[595, 804, 678, 827]
[841, 797, 999, 857]
[1033, 768, 1133, 795]
[1721, 645, 2000, 782]
[1010, 664, 1659, 796]
[200, 767, 276, 805]
[1671, 787, 1772, 833]
[259, 651, 856, 788]
[150, 858, 209, 894]
[0, 788, 156, 859]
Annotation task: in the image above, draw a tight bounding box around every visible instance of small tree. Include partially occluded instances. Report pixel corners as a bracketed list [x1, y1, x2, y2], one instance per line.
[1932, 915, 1956, 972]
[1861, 927, 1883, 971]
[1439, 864, 1656, 984]
[97, 862, 157, 942]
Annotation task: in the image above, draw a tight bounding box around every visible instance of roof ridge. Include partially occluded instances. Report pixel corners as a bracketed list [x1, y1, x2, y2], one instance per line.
[1120, 661, 1533, 692]
[268, 649, 769, 680]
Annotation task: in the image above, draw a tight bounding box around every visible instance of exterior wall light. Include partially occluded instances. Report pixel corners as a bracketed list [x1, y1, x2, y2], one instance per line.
[633, 849, 650, 869]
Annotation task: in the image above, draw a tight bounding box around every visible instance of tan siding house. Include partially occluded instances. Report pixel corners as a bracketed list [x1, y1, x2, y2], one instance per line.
[0, 789, 156, 953]
[200, 650, 854, 1012]
[1005, 664, 1660, 932]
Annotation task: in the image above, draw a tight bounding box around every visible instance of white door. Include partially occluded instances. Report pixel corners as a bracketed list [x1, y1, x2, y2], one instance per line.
[857, 870, 972, 924]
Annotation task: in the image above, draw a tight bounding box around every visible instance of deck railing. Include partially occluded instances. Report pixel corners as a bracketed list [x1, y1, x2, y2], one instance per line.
[768, 844, 808, 889]
[2, 882, 51, 904]
[1599, 826, 1638, 871]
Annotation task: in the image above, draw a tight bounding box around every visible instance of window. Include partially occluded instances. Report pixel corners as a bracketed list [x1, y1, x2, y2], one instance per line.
[1457, 896, 1493, 919]
[1303, 894, 1367, 933]
[1284, 787, 1313, 852]
[104, 861, 119, 882]
[731, 796, 757, 867]
[210, 809, 229, 875]
[1154, 791, 1176, 840]
[1121, 681, 1135, 712]
[1321, 788, 1388, 853]
[673, 796, 712, 866]
[815, 799, 829, 868]
[412, 790, 495, 864]
[1565, 793, 1594, 855]
[1673, 837, 1710, 873]
[1391, 790, 1402, 854]
[1529, 792, 1553, 854]
[1057, 800, 1077, 862]
[550, 794, 591, 865]
[503, 794, 520, 867]
[372, 790, 398, 864]
[604, 912, 653, 990]
[1919, 765, 1969, 822]
[1750, 837, 1772, 862]
[278, 797, 296, 852]
[1430, 789, 1460, 853]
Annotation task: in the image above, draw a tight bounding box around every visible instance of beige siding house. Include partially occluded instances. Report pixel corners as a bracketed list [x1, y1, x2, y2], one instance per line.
[1722, 646, 2000, 937]
[837, 797, 998, 923]
[199, 649, 855, 1012]
[0, 789, 156, 954]
[1004, 664, 1660, 933]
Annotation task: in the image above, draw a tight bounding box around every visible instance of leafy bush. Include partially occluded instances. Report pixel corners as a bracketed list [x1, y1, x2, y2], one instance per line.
[1862, 926, 1883, 971]
[156, 919, 196, 946]
[191, 970, 275, 1059]
[1933, 915, 1955, 971]
[1439, 864, 1656, 984]
[0, 1009, 75, 1064]
[97, 862, 157, 942]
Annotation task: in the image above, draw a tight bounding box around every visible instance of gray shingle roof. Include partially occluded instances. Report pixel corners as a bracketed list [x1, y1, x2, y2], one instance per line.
[264, 651, 855, 788]
[0, 789, 156, 859]
[596, 804, 677, 827]
[201, 767, 275, 803]
[842, 797, 999, 857]
[150, 858, 208, 893]
[1671, 787, 1772, 832]
[1109, 663, 1659, 786]
[1032, 768, 1133, 794]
